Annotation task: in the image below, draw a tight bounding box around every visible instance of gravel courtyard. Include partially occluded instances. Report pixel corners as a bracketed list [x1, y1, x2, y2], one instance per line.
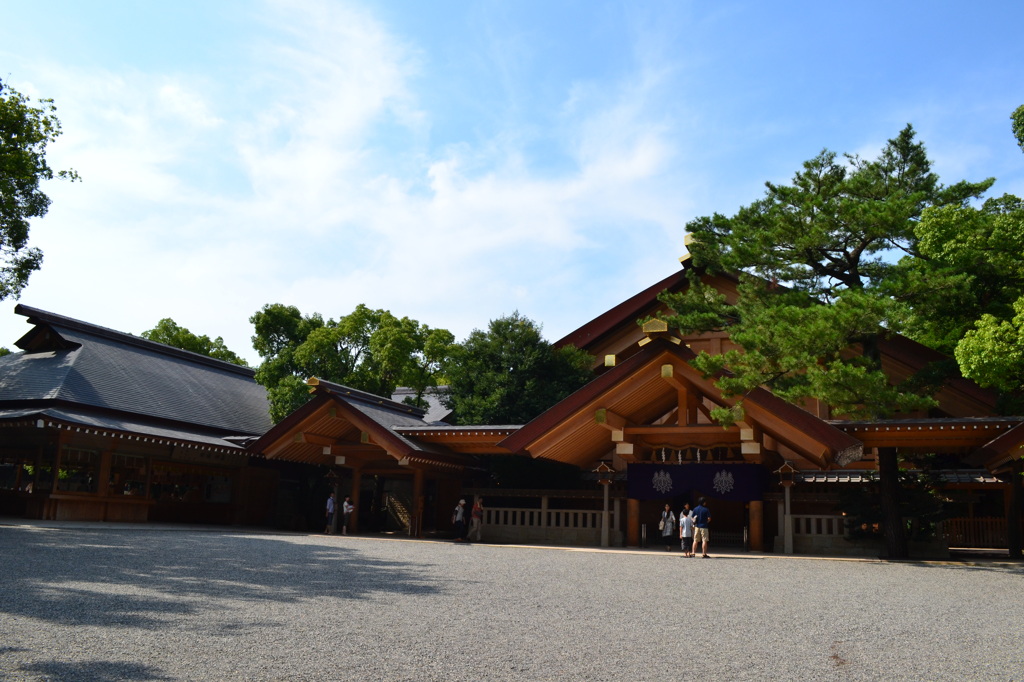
[1, 523, 1022, 682]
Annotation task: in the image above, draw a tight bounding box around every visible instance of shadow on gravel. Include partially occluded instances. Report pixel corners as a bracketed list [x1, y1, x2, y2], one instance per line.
[897, 559, 1024, 575]
[18, 659, 173, 681]
[0, 527, 441, 630]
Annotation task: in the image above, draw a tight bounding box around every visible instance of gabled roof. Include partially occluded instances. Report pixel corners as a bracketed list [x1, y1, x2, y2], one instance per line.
[0, 305, 272, 442]
[248, 379, 485, 471]
[500, 336, 863, 469]
[555, 265, 1000, 420]
[311, 379, 452, 458]
[554, 265, 693, 352]
[876, 334, 999, 416]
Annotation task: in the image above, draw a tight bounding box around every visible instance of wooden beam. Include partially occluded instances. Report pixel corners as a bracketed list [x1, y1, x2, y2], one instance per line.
[326, 443, 381, 455]
[623, 425, 738, 436]
[660, 364, 690, 393]
[661, 364, 704, 425]
[294, 432, 334, 446]
[595, 408, 628, 431]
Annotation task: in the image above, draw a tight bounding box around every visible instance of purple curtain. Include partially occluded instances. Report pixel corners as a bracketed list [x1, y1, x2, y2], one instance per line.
[626, 463, 768, 501]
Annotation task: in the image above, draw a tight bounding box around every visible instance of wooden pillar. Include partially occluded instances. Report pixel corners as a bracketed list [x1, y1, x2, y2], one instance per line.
[330, 480, 340, 534]
[412, 468, 425, 538]
[350, 469, 362, 534]
[878, 446, 908, 559]
[748, 500, 764, 552]
[52, 442, 65, 493]
[613, 497, 621, 546]
[97, 450, 112, 497]
[627, 498, 640, 547]
[143, 456, 154, 499]
[600, 482, 611, 547]
[782, 483, 794, 555]
[1007, 459, 1022, 559]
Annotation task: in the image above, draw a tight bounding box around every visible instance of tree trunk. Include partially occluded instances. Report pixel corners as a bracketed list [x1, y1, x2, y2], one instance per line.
[878, 447, 908, 559]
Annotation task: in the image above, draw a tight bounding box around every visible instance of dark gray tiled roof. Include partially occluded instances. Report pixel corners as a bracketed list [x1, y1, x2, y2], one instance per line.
[0, 406, 247, 449]
[390, 386, 452, 424]
[0, 308, 272, 438]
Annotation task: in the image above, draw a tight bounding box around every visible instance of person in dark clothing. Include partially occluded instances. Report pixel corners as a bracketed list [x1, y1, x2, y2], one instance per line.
[692, 497, 711, 557]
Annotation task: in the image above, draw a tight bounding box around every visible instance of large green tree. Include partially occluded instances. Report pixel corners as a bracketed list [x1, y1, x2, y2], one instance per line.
[142, 318, 249, 366]
[250, 303, 454, 422]
[442, 312, 593, 425]
[888, 195, 1024, 356]
[1012, 104, 1024, 153]
[662, 125, 993, 558]
[885, 108, 1024, 397]
[0, 79, 78, 300]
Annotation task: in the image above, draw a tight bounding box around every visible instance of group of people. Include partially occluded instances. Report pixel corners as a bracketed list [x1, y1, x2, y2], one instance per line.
[659, 497, 711, 558]
[324, 492, 354, 535]
[327, 493, 708, 554]
[452, 497, 484, 542]
[325, 492, 484, 541]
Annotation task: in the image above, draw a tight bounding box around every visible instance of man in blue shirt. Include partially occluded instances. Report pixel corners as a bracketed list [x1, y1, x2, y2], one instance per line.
[692, 497, 712, 558]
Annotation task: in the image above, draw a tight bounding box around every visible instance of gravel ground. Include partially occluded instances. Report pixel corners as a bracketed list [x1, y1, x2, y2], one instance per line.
[1, 523, 1022, 682]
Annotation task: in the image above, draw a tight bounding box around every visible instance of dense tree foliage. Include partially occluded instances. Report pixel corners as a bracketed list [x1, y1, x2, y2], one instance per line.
[142, 318, 249, 366]
[442, 312, 593, 425]
[250, 303, 454, 422]
[1013, 104, 1024, 154]
[660, 125, 996, 558]
[0, 79, 78, 300]
[665, 125, 992, 422]
[889, 195, 1024, 355]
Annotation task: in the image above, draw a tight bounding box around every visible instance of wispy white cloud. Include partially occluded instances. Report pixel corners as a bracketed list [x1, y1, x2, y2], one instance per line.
[0, 0, 697, 362]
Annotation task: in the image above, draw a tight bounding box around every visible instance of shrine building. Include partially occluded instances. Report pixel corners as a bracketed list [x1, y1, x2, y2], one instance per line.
[1, 259, 1022, 558]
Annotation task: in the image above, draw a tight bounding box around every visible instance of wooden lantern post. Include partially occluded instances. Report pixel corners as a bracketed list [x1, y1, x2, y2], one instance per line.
[594, 461, 616, 548]
[774, 461, 797, 555]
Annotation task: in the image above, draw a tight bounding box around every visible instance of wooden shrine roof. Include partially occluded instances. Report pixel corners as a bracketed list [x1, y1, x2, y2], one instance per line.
[500, 336, 863, 470]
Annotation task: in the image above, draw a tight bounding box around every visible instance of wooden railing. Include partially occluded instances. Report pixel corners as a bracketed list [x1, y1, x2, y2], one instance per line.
[941, 517, 1007, 548]
[792, 514, 846, 537]
[484, 507, 611, 530]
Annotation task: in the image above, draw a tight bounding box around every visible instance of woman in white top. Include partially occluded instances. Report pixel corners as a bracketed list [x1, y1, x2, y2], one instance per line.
[678, 503, 695, 557]
[659, 503, 676, 551]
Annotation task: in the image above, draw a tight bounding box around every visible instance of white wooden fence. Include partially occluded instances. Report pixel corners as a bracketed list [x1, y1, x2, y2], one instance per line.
[482, 506, 621, 546]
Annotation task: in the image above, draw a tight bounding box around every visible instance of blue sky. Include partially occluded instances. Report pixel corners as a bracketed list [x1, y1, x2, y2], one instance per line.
[2, 0, 1023, 365]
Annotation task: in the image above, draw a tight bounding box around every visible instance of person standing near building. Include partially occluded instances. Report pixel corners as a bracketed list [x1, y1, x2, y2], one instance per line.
[679, 502, 695, 557]
[341, 495, 354, 535]
[692, 497, 711, 558]
[659, 503, 676, 551]
[324, 492, 336, 534]
[469, 497, 484, 542]
[452, 498, 468, 542]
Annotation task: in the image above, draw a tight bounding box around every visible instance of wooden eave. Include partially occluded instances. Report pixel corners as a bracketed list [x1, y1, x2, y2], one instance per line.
[965, 420, 1024, 471]
[500, 337, 861, 470]
[248, 389, 478, 471]
[876, 335, 999, 417]
[248, 395, 384, 467]
[554, 268, 742, 366]
[392, 427, 519, 455]
[554, 266, 692, 353]
[835, 418, 1023, 455]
